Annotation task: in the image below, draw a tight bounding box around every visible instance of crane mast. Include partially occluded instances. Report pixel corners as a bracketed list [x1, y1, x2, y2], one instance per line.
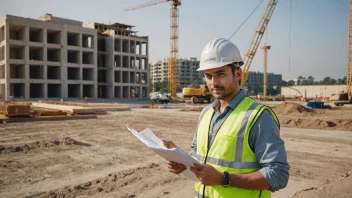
[125, 0, 181, 99]
[348, 0, 352, 100]
[168, 1, 181, 98]
[241, 0, 278, 87]
[262, 43, 270, 98]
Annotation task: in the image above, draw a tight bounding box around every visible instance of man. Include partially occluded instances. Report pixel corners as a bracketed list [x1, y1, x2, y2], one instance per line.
[166, 38, 289, 198]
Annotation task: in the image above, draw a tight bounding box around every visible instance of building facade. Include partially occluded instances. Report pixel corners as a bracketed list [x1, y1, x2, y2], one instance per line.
[245, 71, 282, 90]
[150, 57, 203, 87]
[0, 13, 149, 100]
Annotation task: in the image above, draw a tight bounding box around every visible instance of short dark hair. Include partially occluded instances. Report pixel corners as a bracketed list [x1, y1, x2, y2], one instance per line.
[227, 63, 241, 85]
[227, 63, 240, 73]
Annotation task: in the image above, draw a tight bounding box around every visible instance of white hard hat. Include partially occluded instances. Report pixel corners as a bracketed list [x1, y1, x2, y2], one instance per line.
[198, 38, 244, 71]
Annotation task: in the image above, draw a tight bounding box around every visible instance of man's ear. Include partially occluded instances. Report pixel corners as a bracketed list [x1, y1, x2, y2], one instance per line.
[236, 68, 242, 79]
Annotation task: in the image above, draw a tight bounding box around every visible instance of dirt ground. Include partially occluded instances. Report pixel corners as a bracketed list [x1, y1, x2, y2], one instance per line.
[0, 103, 352, 198]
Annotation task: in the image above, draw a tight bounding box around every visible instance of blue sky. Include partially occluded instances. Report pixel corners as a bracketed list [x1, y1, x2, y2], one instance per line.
[0, 0, 348, 81]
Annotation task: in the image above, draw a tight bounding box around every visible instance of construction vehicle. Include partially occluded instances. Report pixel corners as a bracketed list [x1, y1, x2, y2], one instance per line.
[182, 84, 214, 104]
[334, 0, 352, 106]
[241, 0, 278, 87]
[125, 0, 181, 99]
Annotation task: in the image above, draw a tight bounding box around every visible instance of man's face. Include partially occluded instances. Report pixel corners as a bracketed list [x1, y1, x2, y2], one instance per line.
[204, 65, 241, 101]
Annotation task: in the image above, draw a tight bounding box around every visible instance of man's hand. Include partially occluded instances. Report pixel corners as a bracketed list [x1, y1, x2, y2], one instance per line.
[166, 160, 186, 174]
[190, 163, 223, 186]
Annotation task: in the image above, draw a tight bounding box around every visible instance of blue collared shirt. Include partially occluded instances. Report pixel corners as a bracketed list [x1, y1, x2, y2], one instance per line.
[191, 89, 290, 192]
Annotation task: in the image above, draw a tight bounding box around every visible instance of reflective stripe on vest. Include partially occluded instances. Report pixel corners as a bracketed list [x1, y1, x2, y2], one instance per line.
[194, 96, 279, 198]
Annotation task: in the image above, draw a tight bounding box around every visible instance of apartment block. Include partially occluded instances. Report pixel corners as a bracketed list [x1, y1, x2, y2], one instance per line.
[0, 13, 149, 100]
[150, 57, 203, 87]
[245, 71, 282, 89]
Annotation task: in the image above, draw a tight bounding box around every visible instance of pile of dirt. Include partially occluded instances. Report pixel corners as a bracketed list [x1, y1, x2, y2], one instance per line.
[0, 138, 80, 154]
[272, 102, 317, 116]
[281, 118, 352, 131]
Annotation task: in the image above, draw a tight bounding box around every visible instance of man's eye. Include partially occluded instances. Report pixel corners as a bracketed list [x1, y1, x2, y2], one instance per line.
[205, 75, 212, 79]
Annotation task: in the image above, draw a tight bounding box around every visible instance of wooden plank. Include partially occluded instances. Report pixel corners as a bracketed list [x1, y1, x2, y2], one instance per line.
[32, 102, 96, 114]
[0, 114, 97, 123]
[0, 104, 31, 117]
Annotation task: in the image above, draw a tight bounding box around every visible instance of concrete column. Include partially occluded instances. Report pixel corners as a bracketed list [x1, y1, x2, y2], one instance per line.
[43, 83, 48, 98]
[146, 39, 149, 56]
[24, 27, 29, 42]
[139, 42, 142, 55]
[93, 31, 98, 98]
[78, 34, 82, 47]
[43, 29, 47, 44]
[25, 83, 30, 99]
[61, 25, 68, 99]
[127, 86, 130, 99]
[4, 22, 9, 100]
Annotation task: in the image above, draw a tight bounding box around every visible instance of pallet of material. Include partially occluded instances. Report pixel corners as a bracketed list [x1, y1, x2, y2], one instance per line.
[0, 104, 31, 117]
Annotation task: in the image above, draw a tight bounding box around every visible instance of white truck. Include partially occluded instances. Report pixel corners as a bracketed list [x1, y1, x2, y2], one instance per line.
[149, 92, 170, 104]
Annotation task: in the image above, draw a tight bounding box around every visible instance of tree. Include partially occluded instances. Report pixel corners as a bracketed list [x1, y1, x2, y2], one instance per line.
[322, 77, 331, 85]
[287, 80, 295, 86]
[329, 78, 337, 85]
[281, 80, 288, 86]
[297, 76, 304, 85]
[307, 76, 314, 85]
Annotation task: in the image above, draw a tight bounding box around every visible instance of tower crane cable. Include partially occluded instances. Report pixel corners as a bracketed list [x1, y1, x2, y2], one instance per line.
[289, 0, 292, 72]
[228, 0, 266, 40]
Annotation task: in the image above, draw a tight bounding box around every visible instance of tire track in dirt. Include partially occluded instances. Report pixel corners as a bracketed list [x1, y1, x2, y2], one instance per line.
[32, 163, 183, 198]
[283, 134, 352, 145]
[287, 150, 352, 183]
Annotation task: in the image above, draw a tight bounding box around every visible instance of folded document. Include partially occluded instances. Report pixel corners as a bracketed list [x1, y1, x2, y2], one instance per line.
[126, 125, 200, 182]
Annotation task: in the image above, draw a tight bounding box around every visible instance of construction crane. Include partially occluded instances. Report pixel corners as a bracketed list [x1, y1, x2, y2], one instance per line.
[125, 0, 181, 99]
[348, 0, 352, 101]
[241, 0, 278, 87]
[335, 0, 352, 106]
[261, 43, 270, 98]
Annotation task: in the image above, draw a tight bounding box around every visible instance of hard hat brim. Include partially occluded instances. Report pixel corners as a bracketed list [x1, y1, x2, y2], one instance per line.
[197, 61, 234, 71]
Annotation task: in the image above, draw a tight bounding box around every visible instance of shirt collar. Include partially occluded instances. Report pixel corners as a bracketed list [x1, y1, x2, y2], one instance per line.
[212, 89, 246, 112]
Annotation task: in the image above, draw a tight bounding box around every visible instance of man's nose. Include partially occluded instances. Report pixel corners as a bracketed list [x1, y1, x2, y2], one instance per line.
[211, 76, 220, 86]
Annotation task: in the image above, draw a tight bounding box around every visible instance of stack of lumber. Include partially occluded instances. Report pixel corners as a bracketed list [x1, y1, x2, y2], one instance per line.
[38, 100, 130, 111]
[0, 104, 31, 117]
[32, 107, 67, 116]
[32, 102, 97, 115]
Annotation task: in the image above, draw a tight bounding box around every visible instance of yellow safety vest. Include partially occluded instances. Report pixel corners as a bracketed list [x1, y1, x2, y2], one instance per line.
[193, 96, 279, 198]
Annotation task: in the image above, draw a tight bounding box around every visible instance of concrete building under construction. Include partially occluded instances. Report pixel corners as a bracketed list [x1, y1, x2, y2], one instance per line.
[0, 13, 149, 100]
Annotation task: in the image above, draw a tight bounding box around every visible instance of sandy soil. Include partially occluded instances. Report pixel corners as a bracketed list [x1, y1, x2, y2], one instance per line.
[0, 104, 351, 198]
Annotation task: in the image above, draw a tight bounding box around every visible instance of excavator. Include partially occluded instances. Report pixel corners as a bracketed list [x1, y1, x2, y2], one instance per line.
[334, 77, 352, 106]
[183, 0, 278, 103]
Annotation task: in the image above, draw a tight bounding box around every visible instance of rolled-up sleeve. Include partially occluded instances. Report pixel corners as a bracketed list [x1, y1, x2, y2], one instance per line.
[249, 110, 290, 192]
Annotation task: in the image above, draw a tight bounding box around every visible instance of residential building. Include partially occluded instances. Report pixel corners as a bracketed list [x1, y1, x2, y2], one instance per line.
[245, 71, 282, 90]
[149, 57, 203, 87]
